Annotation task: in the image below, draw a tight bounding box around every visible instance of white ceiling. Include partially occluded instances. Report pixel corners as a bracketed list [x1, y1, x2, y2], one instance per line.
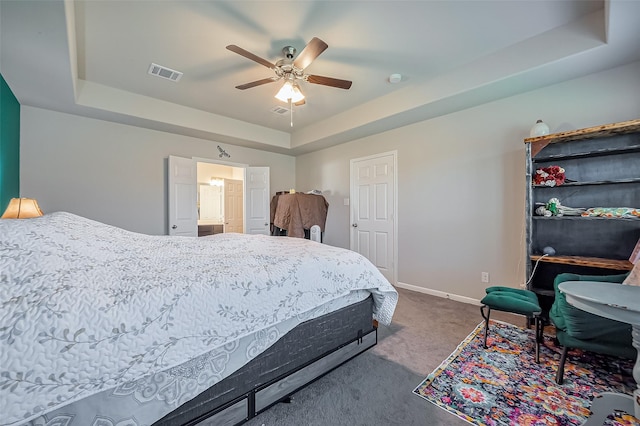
[1, 1, 640, 155]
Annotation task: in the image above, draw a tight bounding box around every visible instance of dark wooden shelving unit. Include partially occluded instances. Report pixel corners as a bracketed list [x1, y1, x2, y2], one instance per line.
[524, 118, 640, 314]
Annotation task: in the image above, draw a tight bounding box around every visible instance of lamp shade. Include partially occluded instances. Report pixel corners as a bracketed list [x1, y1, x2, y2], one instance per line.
[274, 81, 305, 103]
[1, 198, 44, 219]
[530, 119, 550, 137]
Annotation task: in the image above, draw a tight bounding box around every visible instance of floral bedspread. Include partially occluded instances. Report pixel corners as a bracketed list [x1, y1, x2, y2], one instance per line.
[0, 212, 397, 425]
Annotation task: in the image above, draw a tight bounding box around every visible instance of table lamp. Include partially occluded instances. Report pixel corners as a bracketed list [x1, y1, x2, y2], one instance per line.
[1, 198, 44, 219]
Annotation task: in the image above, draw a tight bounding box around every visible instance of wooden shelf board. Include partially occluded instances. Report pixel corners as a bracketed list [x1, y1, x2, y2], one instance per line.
[524, 118, 640, 157]
[532, 177, 640, 188]
[524, 118, 640, 145]
[531, 255, 633, 271]
[532, 215, 639, 222]
[532, 144, 640, 162]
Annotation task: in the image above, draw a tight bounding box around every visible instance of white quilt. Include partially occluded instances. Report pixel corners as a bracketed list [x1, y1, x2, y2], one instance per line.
[0, 212, 397, 425]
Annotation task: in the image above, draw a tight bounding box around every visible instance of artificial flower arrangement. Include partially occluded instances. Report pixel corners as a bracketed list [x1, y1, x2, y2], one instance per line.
[536, 198, 640, 219]
[535, 198, 585, 217]
[533, 165, 565, 187]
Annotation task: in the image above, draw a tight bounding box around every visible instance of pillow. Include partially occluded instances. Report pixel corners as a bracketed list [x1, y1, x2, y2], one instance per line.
[623, 261, 640, 286]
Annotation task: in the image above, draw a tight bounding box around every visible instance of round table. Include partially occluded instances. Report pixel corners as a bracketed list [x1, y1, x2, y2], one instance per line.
[559, 281, 640, 425]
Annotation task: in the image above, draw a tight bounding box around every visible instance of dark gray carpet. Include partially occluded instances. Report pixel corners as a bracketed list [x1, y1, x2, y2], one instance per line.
[199, 287, 521, 426]
[243, 340, 456, 426]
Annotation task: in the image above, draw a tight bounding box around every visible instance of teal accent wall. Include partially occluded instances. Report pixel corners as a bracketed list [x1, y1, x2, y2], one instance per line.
[0, 73, 20, 213]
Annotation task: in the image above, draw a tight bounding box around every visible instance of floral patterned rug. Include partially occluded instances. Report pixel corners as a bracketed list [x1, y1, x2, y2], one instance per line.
[604, 410, 640, 426]
[413, 321, 637, 426]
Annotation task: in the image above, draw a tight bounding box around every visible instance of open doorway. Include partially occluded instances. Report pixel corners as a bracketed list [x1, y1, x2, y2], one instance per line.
[168, 155, 270, 237]
[196, 161, 245, 236]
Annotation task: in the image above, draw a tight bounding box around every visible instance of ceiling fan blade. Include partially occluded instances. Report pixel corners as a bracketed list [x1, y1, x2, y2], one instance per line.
[235, 77, 278, 90]
[307, 75, 352, 90]
[226, 45, 275, 69]
[293, 37, 328, 70]
[294, 99, 306, 106]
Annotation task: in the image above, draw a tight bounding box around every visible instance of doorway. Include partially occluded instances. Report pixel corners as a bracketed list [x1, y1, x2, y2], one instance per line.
[168, 155, 270, 236]
[350, 151, 397, 285]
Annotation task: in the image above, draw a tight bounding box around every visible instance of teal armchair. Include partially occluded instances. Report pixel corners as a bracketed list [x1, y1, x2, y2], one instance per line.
[549, 272, 636, 384]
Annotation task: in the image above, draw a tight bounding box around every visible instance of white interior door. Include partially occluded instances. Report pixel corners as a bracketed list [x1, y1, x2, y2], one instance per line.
[224, 178, 244, 233]
[245, 167, 270, 235]
[168, 155, 197, 236]
[350, 152, 397, 284]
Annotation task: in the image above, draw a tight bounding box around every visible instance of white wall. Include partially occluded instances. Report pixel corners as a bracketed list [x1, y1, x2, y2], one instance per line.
[296, 61, 640, 300]
[20, 107, 296, 235]
[18, 61, 640, 300]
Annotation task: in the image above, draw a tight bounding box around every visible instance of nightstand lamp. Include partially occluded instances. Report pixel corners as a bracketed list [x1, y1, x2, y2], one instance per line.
[1, 198, 44, 219]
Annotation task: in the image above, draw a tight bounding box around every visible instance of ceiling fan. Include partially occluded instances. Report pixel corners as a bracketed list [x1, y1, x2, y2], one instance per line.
[226, 37, 352, 124]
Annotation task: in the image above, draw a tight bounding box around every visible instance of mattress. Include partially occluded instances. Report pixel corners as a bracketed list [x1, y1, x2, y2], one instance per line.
[156, 296, 376, 425]
[16, 293, 372, 426]
[0, 212, 397, 426]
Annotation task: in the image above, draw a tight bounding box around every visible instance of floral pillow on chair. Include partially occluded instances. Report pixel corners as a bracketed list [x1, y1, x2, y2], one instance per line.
[623, 256, 640, 286]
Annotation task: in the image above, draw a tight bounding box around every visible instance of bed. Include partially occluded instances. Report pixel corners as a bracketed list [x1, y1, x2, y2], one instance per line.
[0, 212, 397, 426]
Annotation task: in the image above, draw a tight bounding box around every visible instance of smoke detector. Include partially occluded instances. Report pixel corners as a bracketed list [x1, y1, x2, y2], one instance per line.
[388, 73, 402, 84]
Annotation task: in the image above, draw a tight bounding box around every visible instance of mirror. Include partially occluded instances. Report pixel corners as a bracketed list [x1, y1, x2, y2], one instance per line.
[198, 182, 223, 224]
[195, 162, 245, 233]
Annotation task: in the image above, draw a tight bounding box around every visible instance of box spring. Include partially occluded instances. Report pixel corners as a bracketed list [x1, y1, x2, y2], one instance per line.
[154, 296, 376, 426]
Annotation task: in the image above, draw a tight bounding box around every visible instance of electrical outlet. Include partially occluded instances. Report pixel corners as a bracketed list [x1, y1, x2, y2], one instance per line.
[481, 272, 490, 283]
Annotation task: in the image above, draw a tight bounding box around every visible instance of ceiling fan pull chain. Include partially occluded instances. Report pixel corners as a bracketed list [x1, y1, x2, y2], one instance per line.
[290, 98, 293, 127]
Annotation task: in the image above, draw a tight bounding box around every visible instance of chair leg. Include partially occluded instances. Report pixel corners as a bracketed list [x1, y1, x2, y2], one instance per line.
[556, 346, 568, 384]
[537, 317, 545, 342]
[480, 305, 491, 349]
[534, 316, 541, 364]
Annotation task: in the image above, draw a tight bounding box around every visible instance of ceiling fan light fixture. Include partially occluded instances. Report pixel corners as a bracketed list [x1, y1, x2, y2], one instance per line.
[291, 84, 304, 103]
[275, 81, 305, 103]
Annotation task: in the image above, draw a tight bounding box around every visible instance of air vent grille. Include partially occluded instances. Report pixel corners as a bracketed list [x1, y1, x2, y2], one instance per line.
[271, 106, 289, 115]
[148, 63, 183, 82]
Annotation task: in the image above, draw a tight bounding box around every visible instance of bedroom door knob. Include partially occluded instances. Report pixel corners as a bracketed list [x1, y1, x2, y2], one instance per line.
[352, 223, 358, 227]
[172, 225, 177, 229]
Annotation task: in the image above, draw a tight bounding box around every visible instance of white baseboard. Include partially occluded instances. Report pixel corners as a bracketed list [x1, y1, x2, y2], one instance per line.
[395, 281, 482, 306]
